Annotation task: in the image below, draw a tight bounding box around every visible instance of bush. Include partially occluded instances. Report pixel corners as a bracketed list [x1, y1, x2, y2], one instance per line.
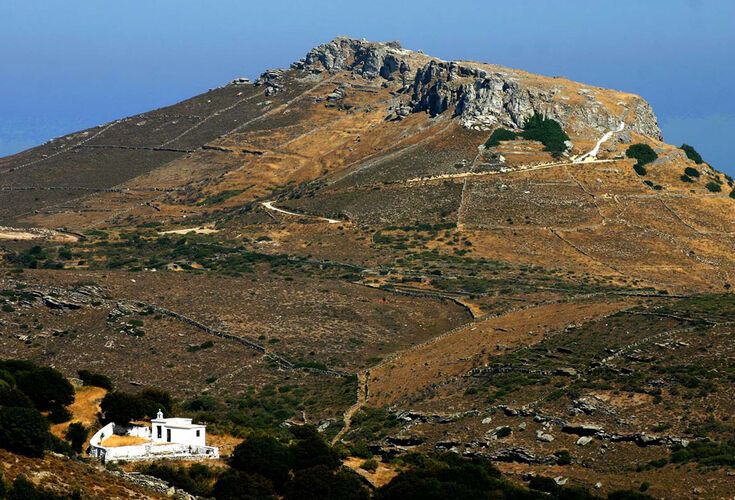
[284, 465, 369, 500]
[626, 144, 658, 169]
[681, 174, 694, 183]
[484, 128, 518, 148]
[65, 422, 88, 453]
[520, 114, 570, 156]
[77, 369, 113, 390]
[289, 425, 340, 472]
[360, 458, 379, 472]
[554, 449, 572, 465]
[0, 387, 34, 408]
[730, 188, 735, 199]
[0, 407, 50, 457]
[705, 181, 722, 193]
[47, 404, 72, 424]
[684, 166, 700, 178]
[213, 470, 275, 500]
[230, 434, 292, 487]
[139, 463, 216, 497]
[681, 144, 704, 164]
[633, 164, 647, 176]
[13, 366, 74, 411]
[376, 454, 529, 500]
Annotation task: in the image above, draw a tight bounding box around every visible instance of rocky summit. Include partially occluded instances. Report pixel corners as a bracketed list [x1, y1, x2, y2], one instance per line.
[1, 37, 734, 499]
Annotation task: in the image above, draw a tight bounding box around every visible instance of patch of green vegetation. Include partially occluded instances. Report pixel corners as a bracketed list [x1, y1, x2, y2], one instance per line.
[138, 463, 216, 497]
[684, 166, 701, 178]
[670, 439, 735, 467]
[520, 113, 570, 156]
[705, 181, 722, 193]
[480, 115, 574, 156]
[680, 144, 704, 164]
[484, 128, 518, 148]
[626, 144, 658, 173]
[187, 340, 215, 352]
[197, 189, 245, 206]
[681, 174, 694, 183]
[348, 406, 399, 442]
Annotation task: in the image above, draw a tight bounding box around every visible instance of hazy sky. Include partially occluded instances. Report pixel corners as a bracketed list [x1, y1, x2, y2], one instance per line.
[1, 1, 733, 173]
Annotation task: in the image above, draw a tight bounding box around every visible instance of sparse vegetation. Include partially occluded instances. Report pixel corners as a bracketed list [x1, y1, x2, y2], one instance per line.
[626, 143, 657, 174]
[681, 144, 704, 164]
[705, 181, 722, 192]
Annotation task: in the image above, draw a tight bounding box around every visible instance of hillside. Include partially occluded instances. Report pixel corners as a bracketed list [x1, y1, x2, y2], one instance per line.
[1, 37, 734, 498]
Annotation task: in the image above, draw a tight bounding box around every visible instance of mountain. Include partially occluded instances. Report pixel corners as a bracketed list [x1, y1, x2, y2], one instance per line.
[1, 38, 734, 498]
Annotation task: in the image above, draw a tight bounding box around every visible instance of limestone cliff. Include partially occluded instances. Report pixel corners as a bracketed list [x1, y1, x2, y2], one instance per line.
[290, 37, 662, 139]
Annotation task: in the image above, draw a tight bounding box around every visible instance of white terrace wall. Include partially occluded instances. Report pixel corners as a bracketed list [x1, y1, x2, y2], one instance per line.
[101, 443, 219, 462]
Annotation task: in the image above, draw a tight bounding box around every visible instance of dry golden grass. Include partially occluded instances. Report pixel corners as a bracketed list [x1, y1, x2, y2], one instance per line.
[101, 435, 150, 447]
[343, 457, 398, 487]
[368, 300, 633, 406]
[51, 386, 106, 441]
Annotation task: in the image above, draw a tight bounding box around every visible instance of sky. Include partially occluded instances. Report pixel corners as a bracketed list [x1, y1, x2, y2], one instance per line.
[1, 0, 733, 174]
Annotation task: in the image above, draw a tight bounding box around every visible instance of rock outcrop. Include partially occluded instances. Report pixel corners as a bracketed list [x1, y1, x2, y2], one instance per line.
[301, 37, 410, 82]
[409, 59, 662, 138]
[293, 37, 663, 140]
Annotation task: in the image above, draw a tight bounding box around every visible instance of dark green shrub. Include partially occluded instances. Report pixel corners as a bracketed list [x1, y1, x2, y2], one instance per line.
[634, 164, 647, 176]
[77, 369, 113, 390]
[681, 174, 694, 183]
[0, 387, 33, 408]
[626, 143, 658, 170]
[0, 407, 50, 457]
[47, 404, 72, 424]
[230, 434, 292, 487]
[65, 422, 88, 453]
[99, 389, 170, 425]
[529, 475, 558, 493]
[484, 128, 518, 148]
[730, 189, 735, 199]
[289, 425, 340, 472]
[705, 181, 722, 193]
[139, 463, 216, 497]
[213, 470, 275, 500]
[554, 449, 572, 465]
[684, 166, 700, 178]
[520, 114, 570, 156]
[360, 458, 379, 472]
[681, 144, 704, 164]
[14, 366, 74, 411]
[284, 465, 369, 500]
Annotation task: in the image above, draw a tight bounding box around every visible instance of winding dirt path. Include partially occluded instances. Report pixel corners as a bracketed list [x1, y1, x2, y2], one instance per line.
[261, 201, 341, 224]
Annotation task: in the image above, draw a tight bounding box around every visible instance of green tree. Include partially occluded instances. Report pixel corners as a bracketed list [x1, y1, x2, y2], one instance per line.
[289, 425, 340, 472]
[14, 367, 74, 411]
[0, 387, 34, 408]
[65, 423, 88, 453]
[0, 407, 50, 457]
[626, 143, 658, 169]
[77, 370, 113, 390]
[212, 470, 276, 500]
[284, 465, 370, 500]
[520, 114, 570, 156]
[99, 392, 147, 425]
[680, 144, 704, 164]
[230, 434, 291, 488]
